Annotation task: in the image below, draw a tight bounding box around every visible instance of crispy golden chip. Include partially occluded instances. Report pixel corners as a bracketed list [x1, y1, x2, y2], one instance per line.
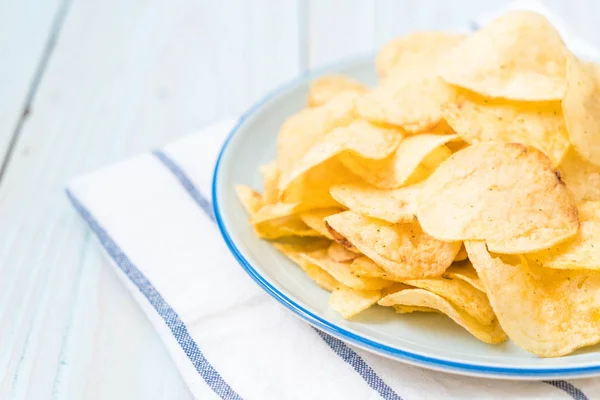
[308, 75, 368, 107]
[377, 32, 465, 78]
[393, 305, 439, 314]
[260, 161, 280, 205]
[350, 256, 403, 281]
[254, 218, 321, 240]
[418, 142, 579, 254]
[325, 211, 460, 278]
[442, 262, 485, 293]
[250, 202, 301, 224]
[559, 148, 600, 203]
[330, 183, 420, 223]
[357, 67, 455, 133]
[338, 134, 457, 189]
[402, 276, 494, 325]
[299, 208, 343, 240]
[274, 242, 339, 292]
[454, 245, 468, 262]
[330, 286, 382, 319]
[281, 157, 362, 209]
[440, 11, 567, 100]
[327, 242, 359, 263]
[235, 185, 262, 215]
[466, 241, 600, 356]
[300, 249, 392, 290]
[279, 120, 403, 193]
[379, 289, 506, 344]
[562, 56, 600, 167]
[529, 201, 600, 270]
[277, 92, 359, 180]
[443, 89, 569, 165]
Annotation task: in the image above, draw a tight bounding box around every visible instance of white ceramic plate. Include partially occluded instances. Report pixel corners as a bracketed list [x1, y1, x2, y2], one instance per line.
[212, 56, 600, 380]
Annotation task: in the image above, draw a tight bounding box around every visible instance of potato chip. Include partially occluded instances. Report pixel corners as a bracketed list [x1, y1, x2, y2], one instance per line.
[559, 148, 600, 203]
[443, 89, 569, 165]
[299, 208, 342, 240]
[274, 242, 339, 292]
[327, 242, 359, 263]
[330, 286, 382, 319]
[279, 120, 403, 193]
[277, 92, 358, 180]
[418, 142, 579, 254]
[235, 185, 262, 215]
[308, 75, 368, 107]
[401, 276, 494, 325]
[300, 249, 392, 290]
[349, 256, 403, 281]
[376, 32, 465, 78]
[454, 245, 468, 262]
[440, 11, 567, 100]
[325, 211, 460, 278]
[330, 183, 420, 223]
[281, 157, 362, 209]
[393, 305, 438, 314]
[338, 134, 457, 189]
[529, 201, 600, 270]
[250, 202, 301, 224]
[442, 262, 485, 293]
[562, 55, 600, 167]
[378, 289, 506, 343]
[260, 161, 280, 205]
[357, 67, 455, 133]
[466, 241, 600, 356]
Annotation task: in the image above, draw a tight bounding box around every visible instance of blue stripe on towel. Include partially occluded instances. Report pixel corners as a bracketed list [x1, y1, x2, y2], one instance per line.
[153, 150, 404, 400]
[66, 190, 242, 400]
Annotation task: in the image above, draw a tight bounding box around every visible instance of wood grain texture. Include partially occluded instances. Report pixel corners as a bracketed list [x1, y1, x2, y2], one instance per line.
[1, 0, 600, 398]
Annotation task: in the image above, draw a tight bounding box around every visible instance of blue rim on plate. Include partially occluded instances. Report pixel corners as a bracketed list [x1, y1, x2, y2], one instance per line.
[211, 56, 600, 379]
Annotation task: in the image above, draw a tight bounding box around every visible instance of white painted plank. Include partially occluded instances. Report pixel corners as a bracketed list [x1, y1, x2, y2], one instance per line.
[0, 0, 64, 162]
[0, 0, 300, 398]
[308, 0, 375, 69]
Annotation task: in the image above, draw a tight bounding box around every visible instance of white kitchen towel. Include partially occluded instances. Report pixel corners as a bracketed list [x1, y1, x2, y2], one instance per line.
[66, 3, 600, 400]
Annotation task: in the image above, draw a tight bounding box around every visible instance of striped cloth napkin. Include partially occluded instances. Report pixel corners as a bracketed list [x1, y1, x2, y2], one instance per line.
[66, 3, 600, 399]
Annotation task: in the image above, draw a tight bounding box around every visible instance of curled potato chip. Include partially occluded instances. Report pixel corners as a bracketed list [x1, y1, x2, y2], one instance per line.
[281, 157, 362, 209]
[454, 245, 468, 262]
[443, 89, 569, 165]
[562, 56, 600, 167]
[393, 305, 438, 314]
[279, 120, 403, 192]
[330, 286, 382, 319]
[299, 208, 342, 240]
[357, 67, 455, 133]
[274, 242, 339, 292]
[402, 276, 494, 325]
[339, 134, 457, 189]
[378, 288, 506, 344]
[442, 262, 485, 293]
[466, 241, 600, 356]
[301, 249, 392, 290]
[277, 92, 358, 180]
[235, 185, 262, 215]
[325, 211, 460, 278]
[377, 31, 465, 78]
[251, 202, 301, 224]
[418, 142, 579, 254]
[308, 75, 368, 107]
[327, 242, 359, 263]
[559, 148, 600, 203]
[330, 183, 420, 223]
[260, 161, 280, 205]
[529, 201, 600, 270]
[440, 11, 567, 100]
[349, 256, 402, 281]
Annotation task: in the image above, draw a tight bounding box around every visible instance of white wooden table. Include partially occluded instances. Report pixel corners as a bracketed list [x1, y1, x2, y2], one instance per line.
[1, 1, 599, 398]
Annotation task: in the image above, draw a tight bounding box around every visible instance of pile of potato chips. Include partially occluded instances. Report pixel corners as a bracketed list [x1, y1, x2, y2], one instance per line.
[236, 10, 600, 358]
